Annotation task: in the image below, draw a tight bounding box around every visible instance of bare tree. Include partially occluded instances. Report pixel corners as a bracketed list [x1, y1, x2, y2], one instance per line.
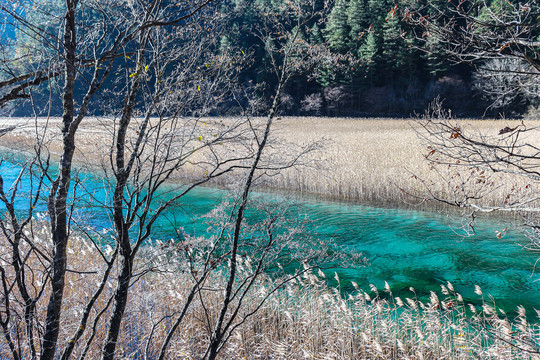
[205, 2, 335, 358]
[148, 0, 337, 358]
[467, 36, 540, 115]
[413, 99, 540, 210]
[0, 0, 339, 359]
[406, 0, 540, 113]
[0, 0, 244, 358]
[0, 156, 51, 360]
[406, 0, 540, 70]
[99, 23, 254, 360]
[402, 0, 540, 201]
[301, 93, 323, 114]
[403, 1, 540, 209]
[472, 58, 539, 114]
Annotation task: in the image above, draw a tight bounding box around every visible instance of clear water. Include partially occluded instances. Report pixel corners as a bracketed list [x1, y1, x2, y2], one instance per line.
[1, 157, 539, 318]
[298, 199, 540, 316]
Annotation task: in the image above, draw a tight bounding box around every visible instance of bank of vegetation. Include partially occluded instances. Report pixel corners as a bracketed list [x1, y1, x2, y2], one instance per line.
[1, 224, 538, 359]
[2, 116, 538, 209]
[3, 0, 539, 118]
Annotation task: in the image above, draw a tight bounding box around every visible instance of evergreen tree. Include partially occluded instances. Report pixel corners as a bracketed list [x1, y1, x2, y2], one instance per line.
[426, 35, 449, 79]
[358, 30, 382, 86]
[381, 6, 405, 83]
[401, 32, 422, 83]
[367, 0, 388, 25]
[422, 0, 452, 78]
[219, 35, 232, 56]
[359, 31, 378, 62]
[309, 23, 324, 44]
[346, 0, 368, 52]
[325, 0, 350, 53]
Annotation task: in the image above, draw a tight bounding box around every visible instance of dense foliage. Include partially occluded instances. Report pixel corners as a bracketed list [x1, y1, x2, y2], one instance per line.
[211, 0, 538, 117]
[2, 0, 539, 117]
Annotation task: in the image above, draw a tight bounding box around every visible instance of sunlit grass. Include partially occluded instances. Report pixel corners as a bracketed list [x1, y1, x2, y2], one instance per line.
[3, 116, 538, 208]
[1, 116, 539, 358]
[267, 117, 540, 210]
[1, 224, 538, 359]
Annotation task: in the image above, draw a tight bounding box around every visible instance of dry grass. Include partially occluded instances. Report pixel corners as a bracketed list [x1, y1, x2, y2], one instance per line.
[2, 116, 539, 208]
[1, 224, 539, 359]
[1, 118, 539, 358]
[267, 117, 540, 208]
[268, 117, 425, 202]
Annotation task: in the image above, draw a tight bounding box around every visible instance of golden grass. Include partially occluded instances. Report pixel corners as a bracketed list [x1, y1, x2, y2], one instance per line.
[1, 224, 538, 359]
[1, 118, 539, 359]
[3, 116, 539, 209]
[267, 117, 540, 208]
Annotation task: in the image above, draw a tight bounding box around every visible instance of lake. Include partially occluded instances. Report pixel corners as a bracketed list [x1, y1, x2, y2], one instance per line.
[1, 155, 539, 319]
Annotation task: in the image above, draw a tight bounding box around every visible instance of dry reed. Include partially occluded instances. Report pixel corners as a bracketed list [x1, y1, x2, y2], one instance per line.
[2, 116, 538, 208]
[1, 223, 538, 359]
[1, 116, 539, 358]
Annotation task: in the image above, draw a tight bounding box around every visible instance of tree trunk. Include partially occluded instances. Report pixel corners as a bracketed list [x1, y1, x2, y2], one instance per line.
[41, 1, 77, 359]
[101, 232, 132, 360]
[101, 67, 141, 358]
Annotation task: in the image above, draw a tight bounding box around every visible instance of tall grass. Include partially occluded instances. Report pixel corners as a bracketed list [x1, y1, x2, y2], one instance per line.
[2, 116, 537, 207]
[265, 117, 540, 209]
[1, 223, 538, 359]
[1, 116, 538, 359]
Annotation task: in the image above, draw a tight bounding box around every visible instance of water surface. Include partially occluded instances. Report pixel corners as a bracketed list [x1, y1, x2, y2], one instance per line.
[1, 156, 538, 317]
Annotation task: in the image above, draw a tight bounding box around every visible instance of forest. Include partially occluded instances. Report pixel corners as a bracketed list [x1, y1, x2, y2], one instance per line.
[3, 0, 540, 118]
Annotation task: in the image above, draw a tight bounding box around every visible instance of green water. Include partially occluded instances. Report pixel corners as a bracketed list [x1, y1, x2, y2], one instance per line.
[1, 158, 539, 318]
[299, 200, 539, 315]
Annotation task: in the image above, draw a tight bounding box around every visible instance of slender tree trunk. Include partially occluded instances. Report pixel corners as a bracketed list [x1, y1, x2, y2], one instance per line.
[101, 163, 132, 360]
[101, 54, 142, 358]
[101, 229, 132, 360]
[41, 1, 77, 359]
[206, 81, 283, 360]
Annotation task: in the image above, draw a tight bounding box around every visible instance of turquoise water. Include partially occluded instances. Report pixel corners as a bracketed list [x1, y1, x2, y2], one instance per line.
[299, 199, 539, 315]
[1, 157, 539, 318]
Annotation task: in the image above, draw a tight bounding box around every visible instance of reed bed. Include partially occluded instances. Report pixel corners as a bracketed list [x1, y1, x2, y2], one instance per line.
[1, 223, 538, 359]
[265, 117, 540, 209]
[1, 116, 538, 209]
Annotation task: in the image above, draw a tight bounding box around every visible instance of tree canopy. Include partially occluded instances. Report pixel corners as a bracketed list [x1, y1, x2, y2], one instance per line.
[2, 0, 538, 117]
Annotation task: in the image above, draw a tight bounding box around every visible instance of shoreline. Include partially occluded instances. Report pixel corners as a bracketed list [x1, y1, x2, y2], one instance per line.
[0, 147, 523, 228]
[0, 116, 538, 219]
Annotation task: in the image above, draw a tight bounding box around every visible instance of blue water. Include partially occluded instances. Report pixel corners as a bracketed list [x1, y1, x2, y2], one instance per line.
[1, 156, 539, 318]
[299, 200, 540, 315]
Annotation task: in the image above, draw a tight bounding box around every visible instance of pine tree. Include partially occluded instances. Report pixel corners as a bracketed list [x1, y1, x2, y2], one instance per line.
[219, 35, 232, 56]
[426, 35, 449, 79]
[358, 30, 382, 86]
[309, 23, 324, 44]
[325, 0, 350, 53]
[402, 32, 422, 83]
[422, 0, 452, 78]
[381, 5, 406, 83]
[347, 0, 368, 52]
[367, 0, 388, 25]
[359, 31, 378, 62]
